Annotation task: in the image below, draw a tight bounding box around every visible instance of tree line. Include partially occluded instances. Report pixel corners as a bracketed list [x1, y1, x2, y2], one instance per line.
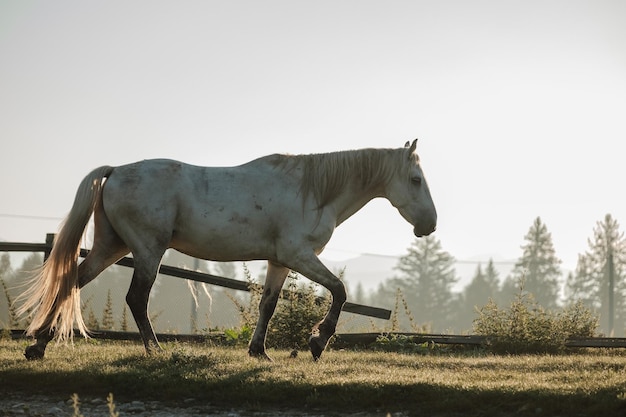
[358, 214, 625, 336]
[1, 213, 625, 336]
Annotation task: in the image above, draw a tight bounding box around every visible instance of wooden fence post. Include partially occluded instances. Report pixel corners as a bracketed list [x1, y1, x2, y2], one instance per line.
[44, 233, 55, 262]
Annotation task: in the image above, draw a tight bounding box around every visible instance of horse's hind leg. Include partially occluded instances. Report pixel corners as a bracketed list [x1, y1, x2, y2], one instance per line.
[24, 216, 129, 360]
[248, 262, 290, 360]
[24, 321, 55, 360]
[126, 252, 165, 354]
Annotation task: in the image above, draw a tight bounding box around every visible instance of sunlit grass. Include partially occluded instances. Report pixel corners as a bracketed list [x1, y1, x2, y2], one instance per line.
[2, 338, 626, 415]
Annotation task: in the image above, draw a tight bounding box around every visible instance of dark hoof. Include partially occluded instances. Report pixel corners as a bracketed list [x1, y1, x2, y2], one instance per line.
[144, 341, 164, 355]
[24, 345, 45, 361]
[248, 348, 273, 361]
[308, 336, 326, 361]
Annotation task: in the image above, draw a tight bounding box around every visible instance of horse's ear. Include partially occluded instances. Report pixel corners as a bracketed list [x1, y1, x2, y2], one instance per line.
[406, 138, 418, 157]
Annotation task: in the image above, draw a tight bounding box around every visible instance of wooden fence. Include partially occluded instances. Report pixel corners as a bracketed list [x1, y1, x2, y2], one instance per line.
[6, 329, 626, 349]
[3, 234, 626, 349]
[332, 332, 626, 348]
[0, 233, 391, 320]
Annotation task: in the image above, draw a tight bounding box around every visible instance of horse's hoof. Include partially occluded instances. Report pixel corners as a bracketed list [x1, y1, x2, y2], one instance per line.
[308, 336, 325, 361]
[248, 348, 273, 362]
[24, 345, 45, 361]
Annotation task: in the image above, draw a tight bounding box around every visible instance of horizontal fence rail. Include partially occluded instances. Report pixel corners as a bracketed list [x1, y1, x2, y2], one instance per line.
[0, 234, 391, 320]
[4, 235, 626, 349]
[335, 332, 487, 346]
[7, 330, 626, 349]
[333, 333, 626, 348]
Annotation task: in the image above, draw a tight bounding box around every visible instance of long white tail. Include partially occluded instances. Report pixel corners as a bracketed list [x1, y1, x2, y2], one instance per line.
[18, 165, 114, 341]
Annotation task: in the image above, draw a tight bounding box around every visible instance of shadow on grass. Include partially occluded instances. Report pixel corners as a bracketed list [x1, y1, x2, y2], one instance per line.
[2, 345, 626, 416]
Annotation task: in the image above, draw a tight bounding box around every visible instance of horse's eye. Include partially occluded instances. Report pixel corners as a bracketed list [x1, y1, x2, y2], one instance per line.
[411, 176, 422, 185]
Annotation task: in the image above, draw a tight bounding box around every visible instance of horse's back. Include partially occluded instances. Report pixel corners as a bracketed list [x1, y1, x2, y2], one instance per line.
[101, 158, 304, 261]
[104, 157, 293, 204]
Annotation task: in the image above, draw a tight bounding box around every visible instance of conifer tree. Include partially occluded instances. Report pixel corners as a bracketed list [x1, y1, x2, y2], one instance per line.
[211, 261, 237, 278]
[568, 214, 626, 335]
[101, 289, 115, 330]
[484, 259, 501, 295]
[565, 254, 597, 306]
[460, 260, 501, 331]
[86, 307, 99, 330]
[383, 235, 457, 331]
[353, 282, 366, 304]
[0, 253, 18, 328]
[0, 253, 11, 278]
[497, 275, 519, 306]
[12, 253, 43, 286]
[120, 304, 129, 331]
[508, 217, 561, 309]
[458, 265, 485, 331]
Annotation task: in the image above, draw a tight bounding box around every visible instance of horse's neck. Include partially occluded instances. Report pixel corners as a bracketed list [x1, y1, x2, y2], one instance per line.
[331, 181, 385, 227]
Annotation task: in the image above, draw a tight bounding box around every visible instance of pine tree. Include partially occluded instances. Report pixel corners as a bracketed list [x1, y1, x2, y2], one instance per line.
[570, 214, 626, 335]
[354, 282, 366, 304]
[497, 275, 519, 305]
[484, 259, 501, 295]
[120, 304, 129, 331]
[212, 261, 237, 278]
[0, 253, 11, 278]
[87, 307, 99, 330]
[12, 253, 43, 286]
[383, 235, 457, 331]
[508, 217, 561, 309]
[0, 253, 19, 328]
[460, 260, 500, 331]
[565, 254, 597, 306]
[101, 289, 115, 330]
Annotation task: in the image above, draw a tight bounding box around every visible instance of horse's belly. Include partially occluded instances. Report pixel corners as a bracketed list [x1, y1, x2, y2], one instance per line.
[170, 215, 278, 262]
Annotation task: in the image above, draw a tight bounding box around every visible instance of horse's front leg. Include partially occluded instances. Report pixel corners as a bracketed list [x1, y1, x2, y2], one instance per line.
[248, 262, 289, 361]
[309, 278, 346, 361]
[287, 253, 347, 361]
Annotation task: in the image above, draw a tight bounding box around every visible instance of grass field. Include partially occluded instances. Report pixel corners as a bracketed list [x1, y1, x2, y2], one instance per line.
[1, 338, 626, 416]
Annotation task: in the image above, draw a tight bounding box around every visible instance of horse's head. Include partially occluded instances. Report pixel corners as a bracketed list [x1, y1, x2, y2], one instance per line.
[386, 139, 437, 237]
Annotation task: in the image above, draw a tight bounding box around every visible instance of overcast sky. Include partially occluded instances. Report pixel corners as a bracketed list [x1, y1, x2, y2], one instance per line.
[1, 1, 625, 273]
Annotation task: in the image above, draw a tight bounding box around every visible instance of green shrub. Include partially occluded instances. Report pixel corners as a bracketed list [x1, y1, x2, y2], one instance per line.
[388, 288, 431, 333]
[1, 276, 20, 328]
[228, 266, 333, 350]
[473, 280, 598, 354]
[237, 263, 263, 330]
[267, 271, 332, 350]
[223, 325, 253, 346]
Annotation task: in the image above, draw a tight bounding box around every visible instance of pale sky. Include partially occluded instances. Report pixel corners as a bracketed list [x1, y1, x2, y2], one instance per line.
[1, 1, 625, 275]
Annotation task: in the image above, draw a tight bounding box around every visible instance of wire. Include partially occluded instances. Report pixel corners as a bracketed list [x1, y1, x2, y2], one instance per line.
[0, 213, 63, 221]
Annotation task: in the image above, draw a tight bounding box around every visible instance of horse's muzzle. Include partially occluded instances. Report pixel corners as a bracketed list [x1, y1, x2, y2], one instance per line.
[413, 223, 436, 238]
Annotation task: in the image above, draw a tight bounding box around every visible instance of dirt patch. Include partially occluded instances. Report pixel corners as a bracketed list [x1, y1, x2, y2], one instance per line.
[0, 393, 410, 417]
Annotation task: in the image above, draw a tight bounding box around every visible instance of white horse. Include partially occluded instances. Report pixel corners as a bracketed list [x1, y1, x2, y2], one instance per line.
[19, 140, 436, 360]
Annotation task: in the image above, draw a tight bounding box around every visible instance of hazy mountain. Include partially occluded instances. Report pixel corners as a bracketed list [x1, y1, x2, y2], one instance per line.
[321, 254, 517, 297]
[321, 255, 398, 295]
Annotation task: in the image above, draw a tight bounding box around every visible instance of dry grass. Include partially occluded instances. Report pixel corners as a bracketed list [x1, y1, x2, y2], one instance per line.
[1, 338, 626, 415]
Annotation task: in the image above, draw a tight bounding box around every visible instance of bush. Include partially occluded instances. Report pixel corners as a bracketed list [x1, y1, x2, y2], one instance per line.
[388, 288, 431, 333]
[226, 263, 261, 339]
[267, 271, 332, 350]
[473, 280, 598, 354]
[228, 266, 333, 350]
